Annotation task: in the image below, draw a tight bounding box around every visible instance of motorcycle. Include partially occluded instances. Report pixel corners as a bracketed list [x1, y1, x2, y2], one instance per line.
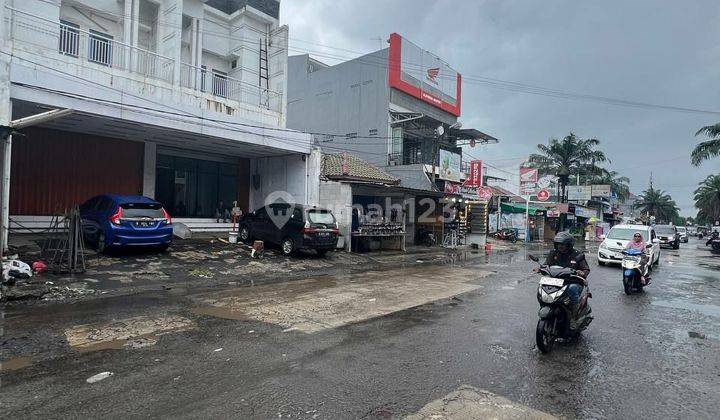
[495, 228, 518, 243]
[417, 227, 436, 247]
[621, 249, 649, 294]
[529, 254, 593, 354]
[705, 231, 720, 251]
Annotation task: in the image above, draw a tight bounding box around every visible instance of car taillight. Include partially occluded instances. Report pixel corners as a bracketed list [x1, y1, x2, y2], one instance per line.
[162, 208, 172, 225]
[331, 222, 340, 234]
[301, 220, 316, 234]
[109, 207, 123, 225]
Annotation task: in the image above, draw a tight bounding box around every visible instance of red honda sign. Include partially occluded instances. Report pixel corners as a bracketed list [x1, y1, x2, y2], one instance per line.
[537, 189, 550, 202]
[477, 187, 493, 201]
[462, 160, 483, 187]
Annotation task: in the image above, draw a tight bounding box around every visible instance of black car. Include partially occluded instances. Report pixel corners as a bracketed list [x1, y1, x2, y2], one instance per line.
[655, 224, 679, 249]
[238, 203, 339, 256]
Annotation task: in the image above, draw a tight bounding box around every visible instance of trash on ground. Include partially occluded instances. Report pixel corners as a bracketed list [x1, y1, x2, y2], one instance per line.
[86, 371, 114, 383]
[172, 222, 192, 239]
[214, 348, 223, 352]
[32, 260, 48, 274]
[688, 331, 706, 339]
[3, 259, 33, 281]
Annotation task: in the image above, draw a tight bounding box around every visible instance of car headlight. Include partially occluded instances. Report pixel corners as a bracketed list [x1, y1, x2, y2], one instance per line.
[600, 241, 608, 249]
[669, 236, 675, 240]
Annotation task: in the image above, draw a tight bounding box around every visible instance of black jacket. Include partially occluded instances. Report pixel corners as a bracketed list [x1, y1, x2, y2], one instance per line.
[544, 249, 590, 276]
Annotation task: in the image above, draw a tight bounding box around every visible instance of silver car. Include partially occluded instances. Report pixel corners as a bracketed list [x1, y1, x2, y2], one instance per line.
[677, 226, 689, 243]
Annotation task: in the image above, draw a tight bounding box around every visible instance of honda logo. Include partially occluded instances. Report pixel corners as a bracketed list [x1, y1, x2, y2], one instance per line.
[426, 67, 440, 84]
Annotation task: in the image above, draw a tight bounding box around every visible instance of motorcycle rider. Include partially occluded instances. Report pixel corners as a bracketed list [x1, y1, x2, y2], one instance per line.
[536, 231, 590, 329]
[625, 232, 650, 284]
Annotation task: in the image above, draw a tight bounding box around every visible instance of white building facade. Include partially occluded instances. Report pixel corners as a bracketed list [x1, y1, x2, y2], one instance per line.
[0, 0, 317, 235]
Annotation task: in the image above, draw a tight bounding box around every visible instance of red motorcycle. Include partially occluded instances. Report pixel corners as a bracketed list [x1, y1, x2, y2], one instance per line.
[495, 228, 518, 243]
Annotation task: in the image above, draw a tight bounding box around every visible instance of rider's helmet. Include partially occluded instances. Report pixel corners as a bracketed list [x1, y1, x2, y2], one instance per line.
[553, 231, 575, 253]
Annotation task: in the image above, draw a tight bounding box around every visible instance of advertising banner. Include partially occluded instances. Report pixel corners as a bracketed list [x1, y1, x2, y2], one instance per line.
[574, 205, 597, 219]
[439, 149, 462, 182]
[388, 33, 461, 116]
[567, 185, 592, 201]
[463, 160, 483, 187]
[520, 167, 539, 195]
[591, 184, 611, 197]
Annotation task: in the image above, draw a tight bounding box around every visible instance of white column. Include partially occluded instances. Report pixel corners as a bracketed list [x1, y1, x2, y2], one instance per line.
[131, 0, 140, 70]
[189, 17, 197, 88]
[0, 50, 11, 252]
[123, 0, 133, 67]
[142, 142, 157, 198]
[195, 18, 203, 89]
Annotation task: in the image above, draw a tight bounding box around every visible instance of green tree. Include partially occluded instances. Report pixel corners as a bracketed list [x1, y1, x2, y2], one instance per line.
[527, 133, 607, 202]
[693, 174, 720, 224]
[634, 187, 680, 223]
[691, 123, 720, 166]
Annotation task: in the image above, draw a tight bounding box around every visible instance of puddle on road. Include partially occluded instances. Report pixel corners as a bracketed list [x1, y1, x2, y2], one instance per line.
[0, 356, 33, 372]
[652, 299, 720, 318]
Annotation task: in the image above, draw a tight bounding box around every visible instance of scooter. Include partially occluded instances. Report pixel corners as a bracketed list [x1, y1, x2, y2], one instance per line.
[621, 249, 649, 294]
[705, 231, 720, 251]
[529, 254, 593, 354]
[417, 227, 436, 247]
[495, 228, 518, 243]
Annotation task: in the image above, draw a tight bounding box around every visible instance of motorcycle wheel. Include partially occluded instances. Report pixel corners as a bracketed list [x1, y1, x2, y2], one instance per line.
[623, 280, 632, 295]
[536, 319, 554, 354]
[423, 236, 433, 247]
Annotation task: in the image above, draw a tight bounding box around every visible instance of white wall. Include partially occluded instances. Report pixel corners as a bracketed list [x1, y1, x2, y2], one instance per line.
[319, 180, 352, 250]
[249, 153, 316, 211]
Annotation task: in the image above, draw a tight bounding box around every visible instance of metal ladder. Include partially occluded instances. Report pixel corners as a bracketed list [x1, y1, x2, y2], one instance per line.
[259, 38, 270, 109]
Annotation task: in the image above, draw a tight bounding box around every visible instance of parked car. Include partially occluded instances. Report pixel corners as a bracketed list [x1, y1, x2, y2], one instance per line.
[654, 224, 679, 249]
[598, 224, 660, 266]
[80, 195, 173, 252]
[238, 203, 339, 256]
[676, 226, 689, 243]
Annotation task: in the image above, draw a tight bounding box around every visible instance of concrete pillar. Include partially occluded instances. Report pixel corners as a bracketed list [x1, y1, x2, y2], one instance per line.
[194, 18, 203, 89]
[189, 17, 197, 88]
[131, 0, 140, 49]
[123, 0, 133, 67]
[142, 142, 157, 198]
[0, 47, 11, 252]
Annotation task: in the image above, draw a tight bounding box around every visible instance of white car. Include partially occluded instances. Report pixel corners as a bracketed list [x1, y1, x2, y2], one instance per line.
[598, 224, 660, 266]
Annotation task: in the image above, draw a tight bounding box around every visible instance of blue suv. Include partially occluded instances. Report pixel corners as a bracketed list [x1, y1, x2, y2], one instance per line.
[79, 195, 173, 252]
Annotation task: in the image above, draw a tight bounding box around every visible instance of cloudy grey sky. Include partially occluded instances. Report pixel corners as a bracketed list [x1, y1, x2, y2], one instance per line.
[280, 0, 720, 216]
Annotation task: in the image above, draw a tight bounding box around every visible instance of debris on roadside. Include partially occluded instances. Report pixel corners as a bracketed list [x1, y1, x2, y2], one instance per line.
[86, 371, 114, 383]
[189, 267, 213, 278]
[688, 331, 706, 339]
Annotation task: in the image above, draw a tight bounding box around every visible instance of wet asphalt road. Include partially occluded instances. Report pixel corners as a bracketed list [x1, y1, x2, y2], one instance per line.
[1, 238, 719, 419]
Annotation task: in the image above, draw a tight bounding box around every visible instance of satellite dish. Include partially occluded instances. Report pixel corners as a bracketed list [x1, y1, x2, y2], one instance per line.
[435, 125, 444, 136]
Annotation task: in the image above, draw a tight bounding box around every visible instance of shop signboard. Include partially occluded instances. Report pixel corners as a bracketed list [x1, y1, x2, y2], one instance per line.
[388, 33, 461, 116]
[439, 149, 462, 182]
[567, 185, 592, 201]
[443, 182, 460, 194]
[546, 210, 560, 218]
[574, 205, 597, 219]
[536, 189, 550, 201]
[463, 160, 483, 187]
[519, 167, 539, 195]
[591, 184, 611, 197]
[477, 187, 493, 201]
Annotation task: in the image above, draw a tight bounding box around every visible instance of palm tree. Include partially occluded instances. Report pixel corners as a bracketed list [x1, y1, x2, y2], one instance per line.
[691, 123, 720, 166]
[527, 133, 607, 202]
[635, 187, 680, 223]
[693, 174, 720, 223]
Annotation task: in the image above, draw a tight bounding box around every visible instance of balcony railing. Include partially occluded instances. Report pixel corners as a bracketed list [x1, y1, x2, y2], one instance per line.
[179, 63, 282, 113]
[8, 7, 282, 114]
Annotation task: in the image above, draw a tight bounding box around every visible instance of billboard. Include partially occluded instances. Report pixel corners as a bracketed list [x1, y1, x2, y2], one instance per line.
[567, 185, 592, 201]
[591, 184, 611, 197]
[438, 149, 462, 182]
[462, 160, 483, 187]
[519, 167, 539, 195]
[388, 33, 461, 116]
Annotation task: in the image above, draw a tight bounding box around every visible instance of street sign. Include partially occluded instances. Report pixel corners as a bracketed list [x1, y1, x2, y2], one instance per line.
[537, 189, 550, 202]
[477, 187, 493, 201]
[567, 185, 591, 201]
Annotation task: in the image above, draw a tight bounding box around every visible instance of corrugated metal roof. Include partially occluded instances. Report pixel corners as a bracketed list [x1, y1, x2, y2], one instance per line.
[385, 164, 436, 192]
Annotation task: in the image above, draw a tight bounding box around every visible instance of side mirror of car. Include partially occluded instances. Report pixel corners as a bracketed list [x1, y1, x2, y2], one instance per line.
[616, 242, 623, 247]
[599, 234, 606, 240]
[645, 243, 653, 249]
[528, 254, 539, 262]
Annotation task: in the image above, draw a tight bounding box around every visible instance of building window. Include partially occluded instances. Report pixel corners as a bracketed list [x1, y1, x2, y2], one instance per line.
[212, 70, 228, 98]
[369, 128, 378, 136]
[59, 21, 79, 57]
[346, 132, 357, 140]
[200, 65, 207, 92]
[231, 59, 237, 69]
[88, 30, 113, 66]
